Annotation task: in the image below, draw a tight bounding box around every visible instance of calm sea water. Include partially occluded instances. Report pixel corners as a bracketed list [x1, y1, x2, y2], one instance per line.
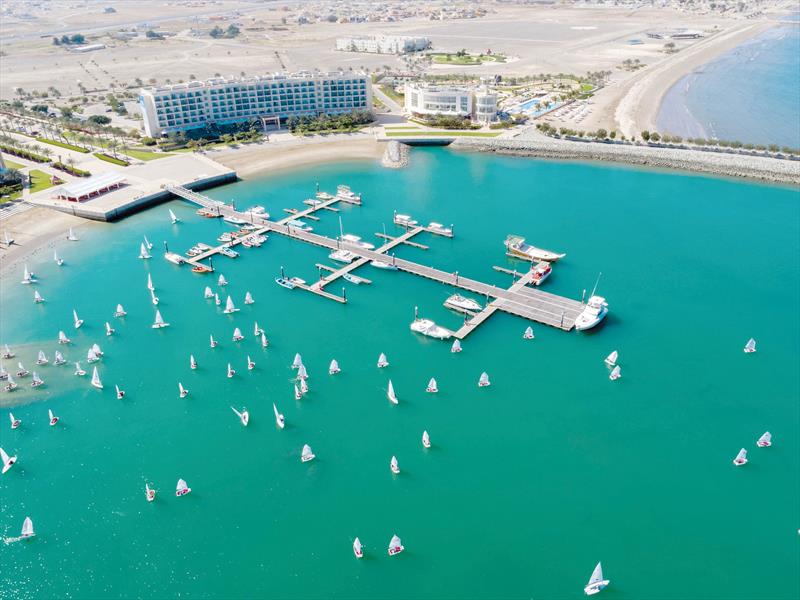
[657, 23, 800, 148]
[1, 148, 798, 599]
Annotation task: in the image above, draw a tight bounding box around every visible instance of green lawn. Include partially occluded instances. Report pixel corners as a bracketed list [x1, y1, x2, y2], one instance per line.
[93, 152, 130, 166]
[379, 85, 404, 104]
[28, 169, 56, 194]
[124, 148, 175, 161]
[384, 126, 421, 130]
[386, 131, 501, 138]
[430, 53, 506, 65]
[36, 137, 90, 153]
[2, 158, 25, 170]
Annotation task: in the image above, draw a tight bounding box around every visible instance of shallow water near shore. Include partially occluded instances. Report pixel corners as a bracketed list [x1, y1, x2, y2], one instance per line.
[1, 147, 798, 599]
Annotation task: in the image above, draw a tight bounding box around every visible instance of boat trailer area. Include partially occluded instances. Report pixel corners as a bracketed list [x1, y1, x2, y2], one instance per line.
[165, 185, 585, 336]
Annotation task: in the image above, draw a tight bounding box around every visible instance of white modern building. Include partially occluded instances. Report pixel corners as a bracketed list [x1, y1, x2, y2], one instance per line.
[336, 35, 430, 55]
[404, 83, 498, 123]
[139, 71, 372, 137]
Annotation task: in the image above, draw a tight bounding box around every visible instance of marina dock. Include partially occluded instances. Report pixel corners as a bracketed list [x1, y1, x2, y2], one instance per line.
[166, 185, 586, 333]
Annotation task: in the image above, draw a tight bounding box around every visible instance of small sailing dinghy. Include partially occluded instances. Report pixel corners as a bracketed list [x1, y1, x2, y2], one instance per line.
[292, 353, 303, 369]
[523, 326, 534, 340]
[377, 353, 389, 368]
[74, 362, 86, 376]
[48, 409, 59, 426]
[105, 322, 115, 336]
[54, 249, 64, 266]
[2, 344, 14, 359]
[66, 227, 78, 241]
[58, 331, 71, 344]
[144, 235, 153, 250]
[147, 273, 155, 291]
[214, 293, 221, 306]
[30, 372, 44, 388]
[426, 378, 438, 393]
[36, 350, 48, 365]
[20, 517, 35, 539]
[231, 406, 250, 426]
[232, 327, 244, 341]
[300, 378, 309, 394]
[253, 322, 263, 337]
[218, 274, 228, 287]
[21, 265, 35, 285]
[114, 304, 126, 317]
[733, 448, 748, 466]
[1, 447, 18, 474]
[210, 334, 218, 348]
[169, 208, 179, 224]
[223, 296, 239, 314]
[90, 366, 103, 389]
[204, 286, 214, 299]
[247, 356, 255, 370]
[353, 537, 363, 558]
[329, 359, 340, 375]
[604, 351, 618, 367]
[3, 230, 14, 246]
[92, 342, 103, 357]
[478, 372, 491, 387]
[227, 363, 236, 378]
[390, 456, 400, 474]
[152, 309, 170, 329]
[87, 348, 99, 364]
[54, 351, 66, 366]
[179, 383, 189, 398]
[150, 289, 159, 306]
[609, 366, 621, 381]
[115, 384, 125, 400]
[583, 562, 610, 596]
[273, 403, 285, 429]
[297, 364, 308, 380]
[16, 363, 29, 377]
[146, 483, 156, 502]
[9, 413, 21, 429]
[451, 339, 462, 353]
[4, 375, 17, 392]
[756, 431, 772, 447]
[744, 338, 756, 353]
[387, 535, 404, 556]
[261, 332, 268, 348]
[33, 290, 44, 304]
[175, 478, 191, 496]
[244, 291, 254, 305]
[387, 379, 398, 404]
[73, 309, 84, 329]
[190, 355, 197, 370]
[0, 364, 7, 381]
[138, 243, 151, 259]
[294, 383, 302, 400]
[422, 430, 431, 449]
[301, 444, 315, 463]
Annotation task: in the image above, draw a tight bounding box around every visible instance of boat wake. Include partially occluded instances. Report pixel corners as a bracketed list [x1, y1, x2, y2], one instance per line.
[3, 535, 25, 545]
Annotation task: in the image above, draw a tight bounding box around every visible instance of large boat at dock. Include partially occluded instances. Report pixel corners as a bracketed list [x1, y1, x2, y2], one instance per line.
[504, 235, 565, 262]
[574, 296, 608, 331]
[410, 317, 453, 340]
[444, 294, 482, 314]
[530, 261, 552, 286]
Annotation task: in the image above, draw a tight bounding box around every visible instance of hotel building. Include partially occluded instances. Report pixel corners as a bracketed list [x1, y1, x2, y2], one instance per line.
[139, 71, 372, 137]
[404, 83, 498, 123]
[335, 35, 430, 55]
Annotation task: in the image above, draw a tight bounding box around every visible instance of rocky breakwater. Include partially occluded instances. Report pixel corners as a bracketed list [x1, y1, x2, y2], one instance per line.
[381, 140, 410, 169]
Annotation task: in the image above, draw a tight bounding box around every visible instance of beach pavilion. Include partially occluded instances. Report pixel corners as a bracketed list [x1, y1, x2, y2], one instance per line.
[55, 172, 127, 202]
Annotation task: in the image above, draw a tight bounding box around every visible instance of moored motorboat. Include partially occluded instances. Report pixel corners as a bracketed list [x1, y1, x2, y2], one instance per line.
[504, 235, 565, 262]
[444, 294, 482, 314]
[427, 222, 452, 236]
[340, 233, 375, 250]
[410, 317, 453, 340]
[394, 213, 417, 227]
[530, 261, 552, 286]
[164, 252, 185, 265]
[329, 249, 357, 263]
[275, 277, 295, 289]
[574, 296, 608, 331]
[370, 259, 398, 270]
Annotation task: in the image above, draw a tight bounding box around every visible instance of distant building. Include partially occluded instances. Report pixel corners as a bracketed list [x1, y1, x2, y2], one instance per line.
[70, 43, 106, 53]
[336, 35, 430, 55]
[139, 71, 372, 137]
[404, 83, 498, 123]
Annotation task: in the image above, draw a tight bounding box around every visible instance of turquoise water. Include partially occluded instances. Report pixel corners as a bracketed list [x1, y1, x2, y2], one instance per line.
[1, 148, 799, 599]
[657, 23, 800, 148]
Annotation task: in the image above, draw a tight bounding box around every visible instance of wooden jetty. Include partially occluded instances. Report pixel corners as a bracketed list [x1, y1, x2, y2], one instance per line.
[166, 185, 587, 332]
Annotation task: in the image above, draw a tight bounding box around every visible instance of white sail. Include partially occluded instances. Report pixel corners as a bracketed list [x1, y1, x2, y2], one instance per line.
[588, 562, 605, 586]
[604, 351, 618, 367]
[244, 291, 254, 304]
[377, 352, 389, 367]
[297, 364, 308, 380]
[54, 351, 65, 364]
[214, 293, 220, 306]
[523, 326, 534, 339]
[427, 377, 438, 392]
[301, 444, 315, 462]
[73, 309, 83, 328]
[387, 379, 398, 404]
[300, 378, 309, 394]
[329, 359, 340, 374]
[478, 372, 490, 387]
[49, 409, 58, 425]
[91, 366, 103, 389]
[218, 274, 227, 287]
[422, 430, 431, 448]
[139, 242, 151, 259]
[609, 365, 621, 380]
[105, 322, 114, 336]
[292, 353, 303, 369]
[33, 291, 43, 303]
[169, 208, 178, 224]
[744, 338, 756, 353]
[388, 535, 403, 554]
[261, 333, 268, 348]
[390, 456, 399, 472]
[32, 372, 43, 385]
[253, 322, 261, 336]
[37, 350, 48, 364]
[294, 383, 302, 400]
[273, 403, 284, 429]
[152, 309, 169, 328]
[115, 304, 126, 317]
[144, 235, 153, 250]
[67, 227, 78, 241]
[21, 517, 34, 538]
[757, 431, 772, 447]
[224, 296, 237, 314]
[247, 356, 255, 370]
[92, 343, 102, 356]
[147, 273, 154, 291]
[115, 384, 124, 398]
[74, 362, 85, 375]
[734, 448, 748, 464]
[9, 413, 17, 427]
[190, 355, 197, 369]
[179, 382, 188, 397]
[21, 264, 32, 283]
[233, 327, 243, 340]
[227, 363, 235, 378]
[231, 406, 249, 426]
[0, 447, 11, 466]
[204, 286, 214, 299]
[176, 478, 190, 495]
[353, 537, 363, 557]
[87, 348, 98, 362]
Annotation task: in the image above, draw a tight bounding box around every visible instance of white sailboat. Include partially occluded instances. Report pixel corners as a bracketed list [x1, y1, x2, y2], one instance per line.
[329, 359, 340, 375]
[31, 372, 44, 388]
[353, 537, 363, 558]
[54, 351, 66, 365]
[244, 291, 254, 305]
[478, 372, 490, 387]
[301, 444, 315, 462]
[169, 208, 179, 224]
[377, 352, 389, 368]
[21, 264, 35, 284]
[223, 296, 239, 314]
[227, 363, 235, 378]
[261, 332, 268, 348]
[33, 290, 44, 303]
[66, 227, 78, 241]
[105, 322, 115, 336]
[48, 409, 59, 426]
[147, 273, 155, 291]
[387, 379, 398, 404]
[733, 448, 748, 466]
[232, 327, 244, 341]
[20, 517, 34, 539]
[58, 330, 71, 344]
[1, 447, 17, 474]
[294, 384, 302, 400]
[36, 350, 48, 365]
[523, 326, 534, 340]
[744, 338, 757, 353]
[297, 364, 308, 380]
[115, 384, 125, 399]
[179, 382, 188, 398]
[584, 562, 610, 595]
[756, 431, 772, 447]
[300, 378, 309, 394]
[90, 366, 103, 389]
[609, 365, 621, 381]
[387, 534, 404, 556]
[73, 309, 84, 329]
[54, 249, 64, 266]
[604, 351, 618, 367]
[86, 348, 99, 363]
[210, 334, 218, 348]
[4, 374, 17, 392]
[3, 230, 14, 246]
[150, 289, 159, 306]
[292, 353, 303, 369]
[273, 403, 285, 429]
[204, 286, 214, 299]
[138, 242, 151, 259]
[2, 344, 14, 359]
[217, 274, 228, 287]
[16, 362, 29, 377]
[152, 309, 170, 329]
[74, 362, 86, 376]
[390, 455, 400, 474]
[451, 339, 462, 353]
[422, 430, 431, 449]
[114, 304, 127, 317]
[0, 364, 7, 381]
[426, 377, 438, 393]
[92, 343, 103, 357]
[253, 322, 262, 337]
[144, 235, 153, 250]
[214, 293, 221, 306]
[146, 483, 156, 502]
[9, 413, 21, 429]
[190, 355, 197, 370]
[231, 406, 250, 426]
[175, 478, 191, 496]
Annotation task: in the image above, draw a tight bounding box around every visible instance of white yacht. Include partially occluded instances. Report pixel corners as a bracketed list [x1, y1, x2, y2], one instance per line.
[427, 222, 452, 236]
[370, 259, 398, 270]
[504, 235, 565, 262]
[410, 318, 453, 340]
[329, 249, 357, 264]
[286, 219, 313, 232]
[444, 294, 482, 314]
[394, 213, 418, 227]
[340, 233, 375, 250]
[574, 296, 608, 331]
[584, 562, 610, 596]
